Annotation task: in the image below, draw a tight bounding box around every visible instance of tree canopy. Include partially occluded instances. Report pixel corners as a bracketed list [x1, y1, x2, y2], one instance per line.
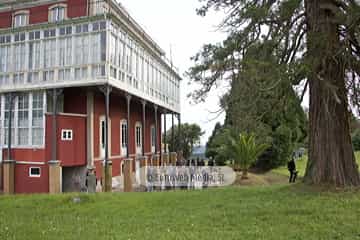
[188, 0, 360, 186]
[164, 123, 204, 160]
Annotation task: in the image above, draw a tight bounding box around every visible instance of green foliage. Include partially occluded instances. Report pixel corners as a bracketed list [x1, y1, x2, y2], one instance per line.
[164, 123, 204, 160]
[224, 43, 307, 169]
[217, 130, 269, 172]
[352, 129, 360, 152]
[264, 125, 297, 168]
[351, 115, 360, 151]
[205, 122, 227, 165]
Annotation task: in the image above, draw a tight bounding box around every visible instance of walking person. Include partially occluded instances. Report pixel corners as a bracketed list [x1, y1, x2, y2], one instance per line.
[287, 153, 298, 183]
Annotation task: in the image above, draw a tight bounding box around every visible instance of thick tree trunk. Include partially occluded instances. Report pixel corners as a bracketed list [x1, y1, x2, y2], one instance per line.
[304, 0, 360, 186]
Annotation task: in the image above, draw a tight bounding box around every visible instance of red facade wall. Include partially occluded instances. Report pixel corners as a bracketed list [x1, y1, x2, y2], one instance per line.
[29, 4, 57, 25]
[0, 11, 12, 29]
[2, 86, 168, 192]
[15, 164, 49, 194]
[2, 148, 47, 194]
[67, 0, 88, 18]
[63, 88, 87, 114]
[45, 114, 87, 167]
[93, 92, 162, 179]
[2, 148, 45, 162]
[93, 94, 162, 160]
[0, 0, 88, 29]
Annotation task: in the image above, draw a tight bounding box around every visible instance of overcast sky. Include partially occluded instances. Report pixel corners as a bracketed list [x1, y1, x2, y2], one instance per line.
[120, 0, 227, 144]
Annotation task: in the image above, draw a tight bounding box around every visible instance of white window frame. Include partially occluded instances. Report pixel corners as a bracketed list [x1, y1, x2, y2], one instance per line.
[91, 1, 107, 15]
[99, 117, 105, 158]
[0, 92, 46, 148]
[150, 125, 156, 153]
[120, 119, 128, 157]
[13, 10, 29, 28]
[49, 4, 67, 23]
[17, 93, 30, 146]
[29, 167, 41, 178]
[135, 122, 142, 155]
[61, 129, 73, 141]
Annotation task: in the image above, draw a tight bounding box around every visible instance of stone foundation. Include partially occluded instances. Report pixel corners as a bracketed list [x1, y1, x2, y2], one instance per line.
[123, 158, 133, 192]
[152, 154, 160, 167]
[170, 152, 177, 165]
[49, 160, 62, 194]
[3, 160, 15, 194]
[102, 161, 112, 192]
[162, 153, 169, 166]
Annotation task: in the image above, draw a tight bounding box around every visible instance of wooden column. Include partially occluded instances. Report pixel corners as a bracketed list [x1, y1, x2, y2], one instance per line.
[163, 111, 167, 153]
[142, 100, 146, 157]
[2, 160, 15, 194]
[139, 156, 148, 191]
[123, 158, 133, 192]
[49, 89, 63, 194]
[171, 113, 175, 152]
[177, 114, 183, 162]
[49, 160, 62, 194]
[86, 90, 95, 169]
[126, 95, 131, 158]
[154, 105, 158, 154]
[99, 85, 112, 192]
[6, 93, 15, 162]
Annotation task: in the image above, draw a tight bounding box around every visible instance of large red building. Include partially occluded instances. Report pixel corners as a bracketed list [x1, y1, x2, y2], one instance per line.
[0, 0, 181, 194]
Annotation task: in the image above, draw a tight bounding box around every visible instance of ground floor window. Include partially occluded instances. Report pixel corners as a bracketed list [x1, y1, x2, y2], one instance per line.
[151, 125, 156, 153]
[121, 120, 128, 156]
[99, 118, 105, 158]
[0, 91, 45, 147]
[135, 122, 142, 154]
[29, 167, 41, 177]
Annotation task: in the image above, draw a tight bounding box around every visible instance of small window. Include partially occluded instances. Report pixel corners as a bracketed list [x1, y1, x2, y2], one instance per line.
[14, 33, 25, 42]
[44, 29, 56, 38]
[49, 5, 66, 22]
[29, 167, 41, 177]
[13, 12, 29, 27]
[92, 22, 99, 31]
[135, 123, 142, 147]
[75, 24, 89, 33]
[76, 25, 82, 33]
[29, 31, 41, 40]
[82, 24, 89, 32]
[61, 129, 73, 141]
[121, 121, 128, 148]
[93, 1, 105, 15]
[100, 21, 106, 30]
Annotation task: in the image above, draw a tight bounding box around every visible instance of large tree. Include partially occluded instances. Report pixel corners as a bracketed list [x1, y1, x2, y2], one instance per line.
[188, 0, 360, 186]
[226, 42, 308, 169]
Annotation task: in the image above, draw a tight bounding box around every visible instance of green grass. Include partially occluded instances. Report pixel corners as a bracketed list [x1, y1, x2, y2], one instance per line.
[273, 152, 360, 178]
[1, 185, 360, 240]
[272, 155, 308, 177]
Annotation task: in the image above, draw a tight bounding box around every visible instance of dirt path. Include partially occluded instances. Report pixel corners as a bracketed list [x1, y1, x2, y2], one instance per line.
[233, 171, 292, 186]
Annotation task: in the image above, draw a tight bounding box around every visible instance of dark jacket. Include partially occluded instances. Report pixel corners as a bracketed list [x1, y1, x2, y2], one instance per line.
[287, 160, 296, 172]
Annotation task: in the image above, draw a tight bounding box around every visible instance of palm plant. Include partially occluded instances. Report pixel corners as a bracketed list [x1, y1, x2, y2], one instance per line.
[217, 131, 269, 179]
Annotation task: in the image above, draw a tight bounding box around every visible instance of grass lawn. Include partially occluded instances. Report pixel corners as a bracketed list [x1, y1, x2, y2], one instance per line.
[1, 185, 360, 240]
[272, 152, 360, 178]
